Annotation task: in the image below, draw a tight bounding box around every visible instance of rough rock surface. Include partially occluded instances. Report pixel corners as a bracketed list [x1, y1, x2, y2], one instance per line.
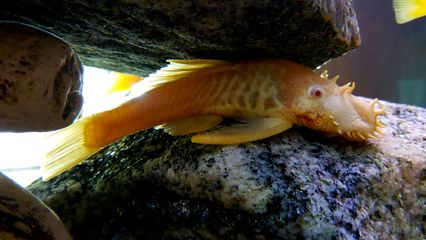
[28, 99, 426, 239]
[1, 0, 360, 75]
[0, 23, 83, 132]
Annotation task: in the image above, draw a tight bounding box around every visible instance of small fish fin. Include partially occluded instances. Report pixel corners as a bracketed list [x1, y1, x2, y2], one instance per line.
[191, 117, 292, 144]
[42, 117, 102, 181]
[142, 59, 230, 91]
[159, 115, 223, 136]
[393, 0, 426, 24]
[107, 72, 144, 94]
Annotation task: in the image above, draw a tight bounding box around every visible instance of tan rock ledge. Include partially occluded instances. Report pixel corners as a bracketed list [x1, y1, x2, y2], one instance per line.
[0, 23, 83, 132]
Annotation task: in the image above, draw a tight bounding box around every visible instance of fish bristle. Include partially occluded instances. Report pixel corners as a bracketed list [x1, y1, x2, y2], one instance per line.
[393, 0, 426, 24]
[42, 117, 101, 181]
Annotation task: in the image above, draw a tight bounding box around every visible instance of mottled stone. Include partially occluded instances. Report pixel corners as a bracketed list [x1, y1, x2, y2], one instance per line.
[28, 99, 425, 239]
[0, 173, 72, 240]
[1, 0, 360, 75]
[0, 23, 83, 132]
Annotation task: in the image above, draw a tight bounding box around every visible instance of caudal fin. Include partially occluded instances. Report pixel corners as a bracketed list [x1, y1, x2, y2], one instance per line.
[42, 117, 102, 181]
[393, 0, 426, 24]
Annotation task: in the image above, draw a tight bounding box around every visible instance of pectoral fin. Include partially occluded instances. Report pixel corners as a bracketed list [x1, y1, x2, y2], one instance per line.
[191, 118, 292, 144]
[159, 115, 223, 136]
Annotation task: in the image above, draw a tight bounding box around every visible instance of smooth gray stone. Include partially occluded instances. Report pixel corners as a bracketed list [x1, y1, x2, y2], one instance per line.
[0, 172, 72, 240]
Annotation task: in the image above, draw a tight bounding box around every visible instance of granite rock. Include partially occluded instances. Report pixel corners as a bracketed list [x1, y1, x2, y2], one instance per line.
[28, 99, 426, 239]
[1, 0, 360, 75]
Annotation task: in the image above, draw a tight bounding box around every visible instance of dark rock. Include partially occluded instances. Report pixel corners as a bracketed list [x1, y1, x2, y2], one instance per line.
[1, 0, 360, 75]
[28, 100, 426, 239]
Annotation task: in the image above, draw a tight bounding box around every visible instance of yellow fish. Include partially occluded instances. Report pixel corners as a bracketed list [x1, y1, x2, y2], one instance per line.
[42, 59, 385, 180]
[106, 72, 144, 94]
[393, 0, 426, 24]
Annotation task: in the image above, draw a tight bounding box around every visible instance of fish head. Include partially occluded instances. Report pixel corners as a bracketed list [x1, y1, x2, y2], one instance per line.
[279, 63, 385, 141]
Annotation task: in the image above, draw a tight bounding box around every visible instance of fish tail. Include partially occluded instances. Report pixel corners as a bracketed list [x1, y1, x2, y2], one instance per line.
[42, 117, 102, 181]
[393, 0, 426, 24]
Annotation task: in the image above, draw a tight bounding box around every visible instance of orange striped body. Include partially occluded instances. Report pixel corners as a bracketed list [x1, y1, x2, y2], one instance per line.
[85, 60, 288, 148]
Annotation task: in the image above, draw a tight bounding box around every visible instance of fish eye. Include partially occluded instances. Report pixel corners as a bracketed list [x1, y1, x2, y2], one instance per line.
[308, 86, 324, 99]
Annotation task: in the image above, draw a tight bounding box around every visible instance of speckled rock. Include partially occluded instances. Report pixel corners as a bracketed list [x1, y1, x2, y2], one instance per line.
[28, 99, 425, 239]
[0, 172, 72, 240]
[1, 0, 360, 75]
[0, 22, 83, 132]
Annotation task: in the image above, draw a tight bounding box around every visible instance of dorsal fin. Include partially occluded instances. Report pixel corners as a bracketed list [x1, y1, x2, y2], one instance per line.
[134, 59, 230, 93]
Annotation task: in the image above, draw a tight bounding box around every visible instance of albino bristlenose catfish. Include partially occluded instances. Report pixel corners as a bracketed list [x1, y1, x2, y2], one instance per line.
[43, 59, 385, 180]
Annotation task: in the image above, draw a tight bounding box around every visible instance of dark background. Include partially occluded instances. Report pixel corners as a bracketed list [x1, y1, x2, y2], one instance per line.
[323, 0, 426, 107]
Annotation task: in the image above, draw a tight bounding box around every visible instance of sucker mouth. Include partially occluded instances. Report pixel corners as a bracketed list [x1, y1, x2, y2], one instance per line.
[321, 72, 386, 141]
[338, 98, 386, 141]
